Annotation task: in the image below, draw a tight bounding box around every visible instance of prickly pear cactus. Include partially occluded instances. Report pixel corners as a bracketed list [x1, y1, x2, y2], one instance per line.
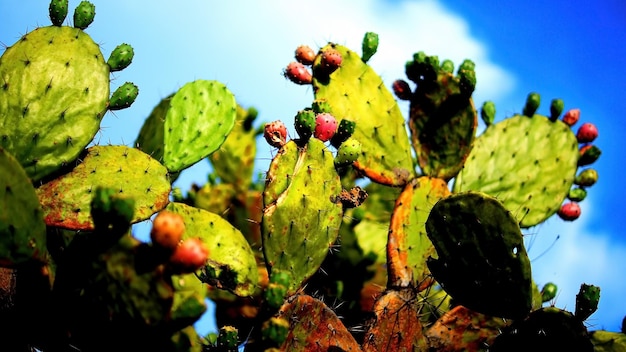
[36, 145, 170, 230]
[0, 2, 137, 181]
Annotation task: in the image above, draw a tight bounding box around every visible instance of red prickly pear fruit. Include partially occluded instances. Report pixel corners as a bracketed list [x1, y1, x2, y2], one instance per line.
[392, 79, 412, 101]
[284, 61, 312, 85]
[151, 211, 185, 251]
[314, 113, 337, 142]
[576, 123, 598, 143]
[295, 45, 316, 65]
[169, 238, 210, 274]
[558, 202, 581, 221]
[264, 120, 288, 148]
[562, 108, 580, 126]
[320, 48, 342, 74]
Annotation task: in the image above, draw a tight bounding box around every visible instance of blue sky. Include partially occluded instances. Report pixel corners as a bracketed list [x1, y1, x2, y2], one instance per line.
[2, 0, 625, 336]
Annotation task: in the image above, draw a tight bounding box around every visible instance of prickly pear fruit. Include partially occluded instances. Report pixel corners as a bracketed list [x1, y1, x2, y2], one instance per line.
[319, 47, 342, 75]
[217, 326, 239, 350]
[49, 0, 69, 26]
[284, 61, 312, 85]
[523, 92, 541, 117]
[361, 31, 379, 63]
[481, 101, 496, 126]
[262, 317, 289, 346]
[558, 202, 581, 221]
[541, 282, 558, 302]
[575, 168, 598, 187]
[578, 144, 601, 166]
[334, 137, 361, 167]
[311, 98, 332, 114]
[263, 120, 288, 148]
[90, 186, 135, 235]
[295, 45, 316, 65]
[314, 112, 337, 142]
[568, 187, 587, 202]
[109, 82, 139, 110]
[73, 1, 95, 29]
[151, 211, 185, 251]
[576, 123, 598, 143]
[294, 109, 316, 141]
[169, 238, 209, 274]
[392, 79, 412, 100]
[330, 119, 356, 148]
[550, 98, 565, 121]
[575, 283, 600, 320]
[562, 108, 580, 126]
[107, 43, 134, 72]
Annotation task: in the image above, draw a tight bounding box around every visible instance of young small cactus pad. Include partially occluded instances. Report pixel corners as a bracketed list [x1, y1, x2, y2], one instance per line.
[425, 191, 532, 319]
[36, 145, 171, 230]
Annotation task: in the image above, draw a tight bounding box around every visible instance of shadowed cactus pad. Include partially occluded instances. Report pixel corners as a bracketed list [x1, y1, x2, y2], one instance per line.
[425, 191, 532, 319]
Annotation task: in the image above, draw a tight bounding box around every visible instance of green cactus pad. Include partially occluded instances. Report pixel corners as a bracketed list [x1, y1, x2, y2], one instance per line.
[363, 288, 428, 351]
[0, 148, 47, 267]
[453, 114, 579, 227]
[135, 80, 237, 173]
[387, 176, 450, 289]
[208, 105, 258, 193]
[426, 305, 508, 351]
[407, 54, 478, 181]
[262, 138, 344, 294]
[425, 191, 532, 319]
[166, 202, 259, 297]
[312, 43, 415, 186]
[73, 1, 95, 29]
[36, 145, 170, 230]
[277, 294, 361, 351]
[49, 0, 69, 26]
[108, 81, 138, 110]
[0, 26, 109, 181]
[590, 330, 626, 352]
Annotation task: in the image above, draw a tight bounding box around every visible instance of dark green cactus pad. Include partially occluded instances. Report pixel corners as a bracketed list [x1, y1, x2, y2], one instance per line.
[453, 113, 579, 227]
[312, 43, 415, 186]
[277, 294, 361, 351]
[407, 54, 478, 181]
[425, 191, 532, 319]
[590, 330, 626, 352]
[426, 305, 509, 351]
[49, 0, 69, 26]
[208, 105, 258, 193]
[166, 202, 259, 297]
[36, 145, 170, 230]
[262, 138, 344, 294]
[387, 176, 450, 289]
[135, 80, 237, 174]
[0, 26, 109, 181]
[73, 1, 95, 29]
[490, 307, 593, 352]
[170, 272, 207, 325]
[0, 148, 47, 267]
[362, 288, 428, 352]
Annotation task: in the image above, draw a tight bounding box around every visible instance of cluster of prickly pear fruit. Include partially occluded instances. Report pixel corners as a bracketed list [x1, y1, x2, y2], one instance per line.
[1, 1, 623, 351]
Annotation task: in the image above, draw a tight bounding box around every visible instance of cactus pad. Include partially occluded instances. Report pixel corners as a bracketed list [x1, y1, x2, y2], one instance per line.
[0, 148, 47, 267]
[166, 202, 259, 297]
[36, 145, 170, 230]
[454, 113, 579, 227]
[312, 43, 415, 186]
[0, 26, 109, 181]
[425, 191, 532, 319]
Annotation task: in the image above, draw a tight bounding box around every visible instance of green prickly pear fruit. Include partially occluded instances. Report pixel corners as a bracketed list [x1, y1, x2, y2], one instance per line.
[541, 282, 558, 302]
[334, 137, 361, 167]
[217, 326, 239, 351]
[109, 82, 139, 110]
[90, 186, 135, 236]
[294, 109, 316, 141]
[262, 317, 289, 345]
[264, 271, 291, 309]
[295, 44, 316, 65]
[49, 0, 69, 26]
[550, 98, 565, 121]
[311, 98, 332, 114]
[440, 59, 454, 73]
[107, 43, 134, 72]
[481, 101, 496, 127]
[73, 1, 95, 30]
[568, 187, 587, 202]
[575, 283, 600, 320]
[578, 144, 601, 166]
[558, 201, 581, 221]
[574, 168, 598, 187]
[330, 119, 356, 148]
[361, 31, 379, 63]
[392, 79, 412, 101]
[562, 108, 580, 126]
[523, 92, 541, 117]
[457, 59, 476, 97]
